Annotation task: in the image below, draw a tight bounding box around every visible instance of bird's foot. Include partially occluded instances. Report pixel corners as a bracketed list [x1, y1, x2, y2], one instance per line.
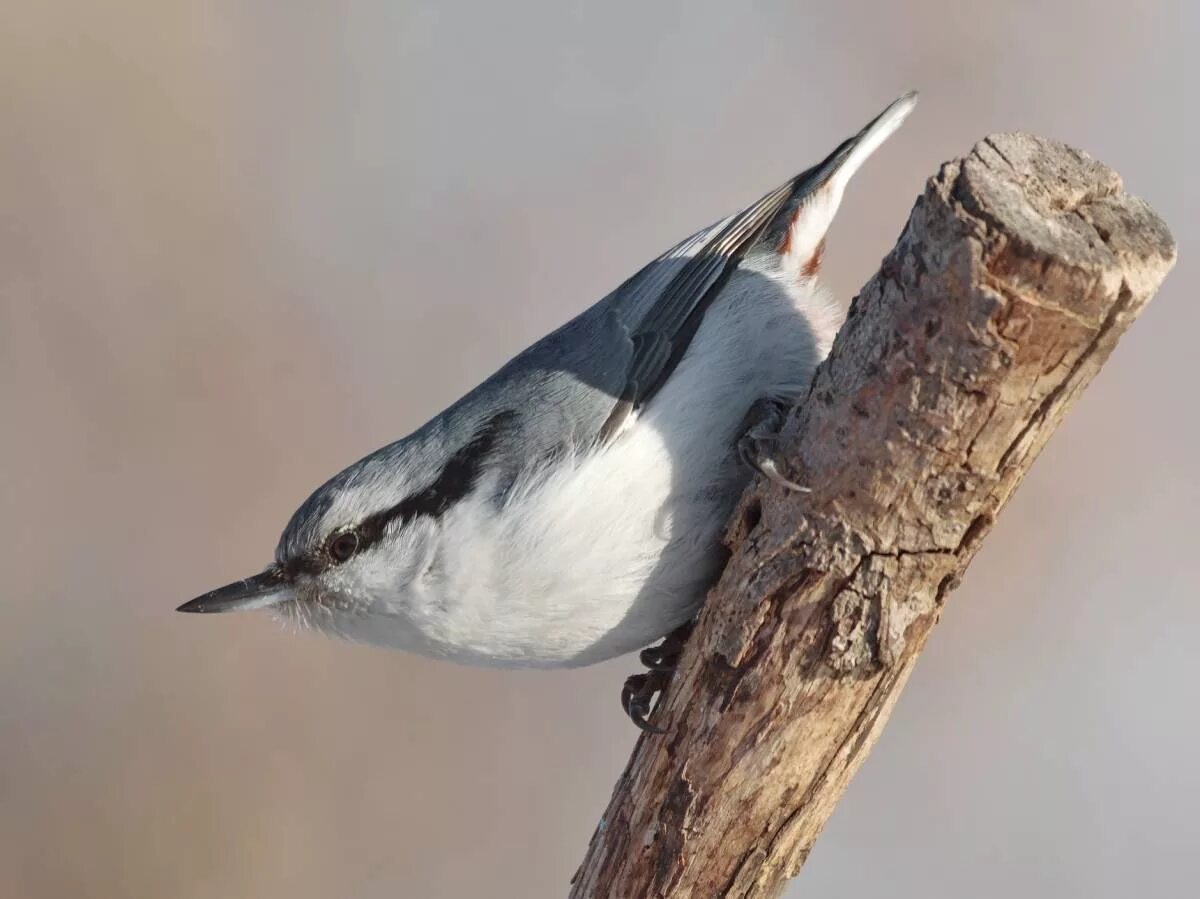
[621, 671, 672, 733]
[737, 398, 811, 493]
[621, 622, 693, 732]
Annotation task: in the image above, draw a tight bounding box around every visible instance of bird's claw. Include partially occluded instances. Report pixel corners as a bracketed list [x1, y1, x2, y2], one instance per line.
[639, 641, 682, 671]
[737, 399, 811, 493]
[748, 451, 811, 493]
[621, 622, 694, 731]
[621, 671, 670, 733]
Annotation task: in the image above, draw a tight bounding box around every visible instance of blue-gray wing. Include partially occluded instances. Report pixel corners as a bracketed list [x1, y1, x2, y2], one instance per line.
[439, 174, 808, 482]
[593, 176, 800, 439]
[350, 97, 920, 509]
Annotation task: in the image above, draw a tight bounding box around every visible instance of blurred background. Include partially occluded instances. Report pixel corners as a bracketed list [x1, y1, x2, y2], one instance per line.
[2, 2, 1196, 897]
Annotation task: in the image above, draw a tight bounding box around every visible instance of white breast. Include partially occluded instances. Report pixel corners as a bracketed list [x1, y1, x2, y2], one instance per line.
[404, 262, 843, 668]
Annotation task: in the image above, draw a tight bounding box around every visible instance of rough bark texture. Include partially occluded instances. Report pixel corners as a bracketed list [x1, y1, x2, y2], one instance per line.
[570, 134, 1176, 899]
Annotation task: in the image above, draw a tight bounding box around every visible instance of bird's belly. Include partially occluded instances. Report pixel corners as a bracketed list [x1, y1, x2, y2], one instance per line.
[418, 272, 836, 668]
[418, 414, 742, 668]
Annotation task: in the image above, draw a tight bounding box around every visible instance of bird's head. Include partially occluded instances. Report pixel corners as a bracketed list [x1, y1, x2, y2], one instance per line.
[178, 411, 512, 651]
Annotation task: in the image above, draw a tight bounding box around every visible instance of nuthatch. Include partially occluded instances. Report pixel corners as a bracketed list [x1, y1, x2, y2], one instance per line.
[180, 92, 918, 728]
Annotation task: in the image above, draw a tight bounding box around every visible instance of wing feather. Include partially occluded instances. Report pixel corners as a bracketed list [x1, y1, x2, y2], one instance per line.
[597, 179, 796, 438]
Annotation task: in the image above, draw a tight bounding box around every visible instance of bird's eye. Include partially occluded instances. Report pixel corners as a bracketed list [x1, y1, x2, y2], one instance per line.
[328, 531, 360, 563]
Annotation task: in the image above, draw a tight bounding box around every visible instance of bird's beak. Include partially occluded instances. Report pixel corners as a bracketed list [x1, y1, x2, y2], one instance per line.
[177, 567, 291, 614]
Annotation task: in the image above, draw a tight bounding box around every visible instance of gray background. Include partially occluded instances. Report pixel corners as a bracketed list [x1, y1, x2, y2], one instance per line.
[2, 2, 1196, 897]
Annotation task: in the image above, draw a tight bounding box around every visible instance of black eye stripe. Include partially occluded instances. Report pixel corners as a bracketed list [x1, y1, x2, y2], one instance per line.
[320, 410, 515, 568]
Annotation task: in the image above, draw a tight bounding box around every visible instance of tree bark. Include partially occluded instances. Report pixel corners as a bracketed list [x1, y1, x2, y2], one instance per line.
[570, 133, 1176, 899]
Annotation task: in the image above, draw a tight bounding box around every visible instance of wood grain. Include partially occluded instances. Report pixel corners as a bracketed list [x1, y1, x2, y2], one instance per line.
[570, 133, 1176, 899]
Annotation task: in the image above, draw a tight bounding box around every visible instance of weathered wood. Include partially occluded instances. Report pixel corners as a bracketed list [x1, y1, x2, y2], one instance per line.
[570, 134, 1176, 899]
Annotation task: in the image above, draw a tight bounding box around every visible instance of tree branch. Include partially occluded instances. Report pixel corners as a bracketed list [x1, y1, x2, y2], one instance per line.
[570, 133, 1176, 899]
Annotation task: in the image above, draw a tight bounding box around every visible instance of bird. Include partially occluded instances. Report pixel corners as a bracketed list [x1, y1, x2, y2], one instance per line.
[179, 91, 918, 729]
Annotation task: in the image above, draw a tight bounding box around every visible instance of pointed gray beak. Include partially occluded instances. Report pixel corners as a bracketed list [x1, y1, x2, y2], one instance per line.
[177, 567, 290, 613]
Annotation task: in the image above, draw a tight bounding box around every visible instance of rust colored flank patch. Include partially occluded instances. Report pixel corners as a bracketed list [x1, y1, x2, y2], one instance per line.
[801, 236, 826, 277]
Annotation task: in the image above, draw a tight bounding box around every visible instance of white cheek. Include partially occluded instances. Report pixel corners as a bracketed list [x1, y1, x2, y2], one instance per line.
[418, 527, 443, 584]
[335, 522, 438, 609]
